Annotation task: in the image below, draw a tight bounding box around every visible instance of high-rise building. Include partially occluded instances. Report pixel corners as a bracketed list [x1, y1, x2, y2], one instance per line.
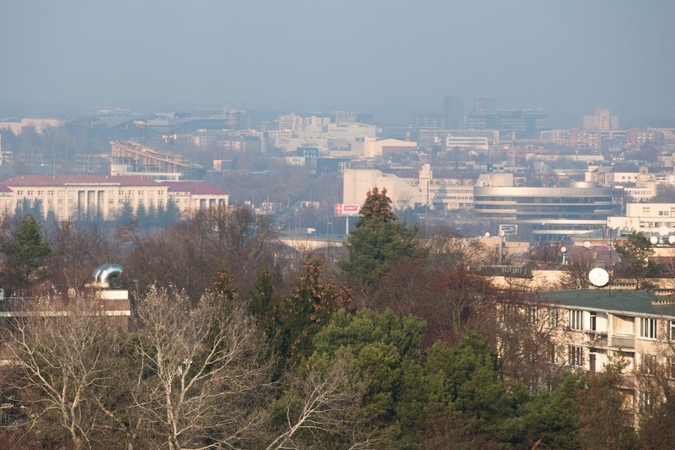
[583, 107, 619, 130]
[443, 96, 465, 129]
[473, 97, 496, 112]
[409, 112, 443, 128]
[464, 109, 547, 139]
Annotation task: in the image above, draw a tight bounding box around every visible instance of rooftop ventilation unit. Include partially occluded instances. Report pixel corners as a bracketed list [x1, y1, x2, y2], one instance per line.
[92, 264, 124, 285]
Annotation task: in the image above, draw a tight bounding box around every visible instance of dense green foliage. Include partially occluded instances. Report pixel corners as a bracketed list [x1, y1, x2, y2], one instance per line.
[0, 213, 52, 295]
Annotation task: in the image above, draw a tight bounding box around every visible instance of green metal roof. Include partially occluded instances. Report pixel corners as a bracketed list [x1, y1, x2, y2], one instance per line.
[535, 289, 675, 319]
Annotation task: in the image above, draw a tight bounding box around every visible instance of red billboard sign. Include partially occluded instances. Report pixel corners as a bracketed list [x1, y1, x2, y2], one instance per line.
[334, 203, 360, 216]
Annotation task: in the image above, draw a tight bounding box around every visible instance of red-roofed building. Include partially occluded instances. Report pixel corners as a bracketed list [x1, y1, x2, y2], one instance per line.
[160, 181, 229, 213]
[0, 175, 228, 220]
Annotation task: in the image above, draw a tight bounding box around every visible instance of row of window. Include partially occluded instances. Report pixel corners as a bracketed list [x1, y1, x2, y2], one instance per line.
[529, 307, 675, 341]
[14, 189, 165, 197]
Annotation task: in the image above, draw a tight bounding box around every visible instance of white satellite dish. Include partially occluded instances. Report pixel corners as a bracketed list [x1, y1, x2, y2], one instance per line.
[659, 226, 670, 237]
[669, 235, 675, 245]
[588, 267, 610, 287]
[584, 241, 591, 249]
[560, 246, 567, 253]
[650, 235, 659, 245]
[485, 232, 491, 238]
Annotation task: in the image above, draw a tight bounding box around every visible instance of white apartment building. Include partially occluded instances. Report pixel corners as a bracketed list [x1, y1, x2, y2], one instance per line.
[351, 138, 418, 158]
[445, 135, 490, 151]
[269, 115, 376, 155]
[343, 164, 473, 211]
[0, 175, 228, 221]
[608, 203, 675, 236]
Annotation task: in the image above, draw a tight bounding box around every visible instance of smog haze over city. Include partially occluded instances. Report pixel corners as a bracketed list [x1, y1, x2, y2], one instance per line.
[1, 0, 674, 127]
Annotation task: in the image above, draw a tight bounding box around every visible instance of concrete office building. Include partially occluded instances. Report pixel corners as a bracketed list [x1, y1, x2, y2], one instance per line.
[465, 109, 547, 139]
[0, 175, 228, 221]
[473, 181, 618, 240]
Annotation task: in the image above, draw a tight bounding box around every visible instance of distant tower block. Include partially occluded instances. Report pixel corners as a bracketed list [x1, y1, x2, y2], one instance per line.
[473, 97, 496, 112]
[443, 96, 465, 129]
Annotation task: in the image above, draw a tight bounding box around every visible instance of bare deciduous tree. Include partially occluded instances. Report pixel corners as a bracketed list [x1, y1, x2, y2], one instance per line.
[4, 299, 122, 450]
[266, 352, 377, 450]
[128, 286, 272, 450]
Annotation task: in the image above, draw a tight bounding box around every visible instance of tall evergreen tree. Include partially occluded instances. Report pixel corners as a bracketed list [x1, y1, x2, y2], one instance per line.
[0, 214, 52, 296]
[342, 187, 421, 294]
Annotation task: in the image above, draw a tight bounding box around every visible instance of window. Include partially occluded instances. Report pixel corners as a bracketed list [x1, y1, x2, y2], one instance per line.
[589, 311, 597, 331]
[640, 318, 657, 339]
[501, 304, 519, 324]
[27, 190, 33, 196]
[526, 306, 538, 325]
[668, 357, 675, 380]
[638, 391, 654, 413]
[568, 345, 584, 367]
[670, 321, 675, 341]
[47, 190, 54, 196]
[641, 354, 657, 375]
[37, 190, 43, 196]
[548, 308, 558, 328]
[548, 343, 556, 364]
[569, 310, 583, 331]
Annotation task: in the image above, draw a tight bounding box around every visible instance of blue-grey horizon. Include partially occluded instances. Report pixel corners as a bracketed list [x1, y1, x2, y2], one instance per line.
[1, 0, 674, 127]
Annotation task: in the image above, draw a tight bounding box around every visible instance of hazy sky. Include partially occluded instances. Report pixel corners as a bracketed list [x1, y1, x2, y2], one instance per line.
[1, 0, 674, 126]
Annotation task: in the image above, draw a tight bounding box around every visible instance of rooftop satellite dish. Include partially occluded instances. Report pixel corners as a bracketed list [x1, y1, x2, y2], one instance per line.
[659, 226, 670, 237]
[588, 267, 610, 287]
[650, 236, 659, 245]
[584, 241, 591, 249]
[484, 232, 491, 238]
[669, 235, 675, 245]
[560, 246, 567, 253]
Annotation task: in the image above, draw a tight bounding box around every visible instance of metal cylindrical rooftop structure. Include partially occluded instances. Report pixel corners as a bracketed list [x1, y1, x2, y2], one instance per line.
[92, 264, 124, 284]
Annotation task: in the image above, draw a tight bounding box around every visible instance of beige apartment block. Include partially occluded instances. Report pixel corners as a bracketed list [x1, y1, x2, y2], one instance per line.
[504, 289, 675, 423]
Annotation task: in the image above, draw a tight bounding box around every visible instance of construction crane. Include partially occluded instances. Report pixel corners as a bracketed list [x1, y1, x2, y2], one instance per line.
[134, 120, 148, 144]
[162, 133, 192, 148]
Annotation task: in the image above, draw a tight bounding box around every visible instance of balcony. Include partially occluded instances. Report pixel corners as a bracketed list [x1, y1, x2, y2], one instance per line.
[583, 330, 609, 346]
[611, 334, 636, 349]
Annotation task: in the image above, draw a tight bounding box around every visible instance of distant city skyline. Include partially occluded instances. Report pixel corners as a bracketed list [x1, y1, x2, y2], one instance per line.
[2, 1, 674, 127]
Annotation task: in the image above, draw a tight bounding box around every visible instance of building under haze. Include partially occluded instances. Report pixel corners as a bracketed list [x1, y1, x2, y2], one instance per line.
[473, 181, 618, 240]
[465, 109, 547, 139]
[0, 175, 228, 221]
[443, 96, 465, 130]
[583, 107, 619, 131]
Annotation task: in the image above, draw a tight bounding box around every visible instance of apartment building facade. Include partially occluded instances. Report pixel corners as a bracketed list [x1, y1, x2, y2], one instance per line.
[506, 289, 675, 421]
